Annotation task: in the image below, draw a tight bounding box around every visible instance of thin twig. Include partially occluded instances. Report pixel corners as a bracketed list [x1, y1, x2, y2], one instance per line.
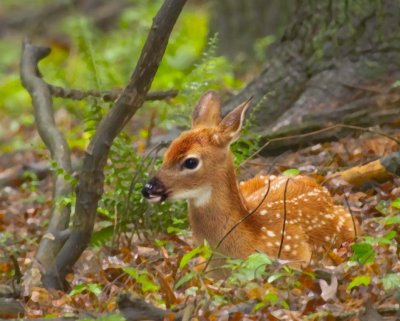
[344, 193, 358, 240]
[240, 124, 400, 167]
[216, 179, 271, 250]
[202, 180, 272, 273]
[277, 178, 290, 259]
[122, 142, 168, 246]
[48, 84, 178, 102]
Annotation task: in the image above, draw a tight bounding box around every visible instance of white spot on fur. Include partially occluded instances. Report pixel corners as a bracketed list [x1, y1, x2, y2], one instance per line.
[260, 209, 267, 216]
[267, 230, 276, 237]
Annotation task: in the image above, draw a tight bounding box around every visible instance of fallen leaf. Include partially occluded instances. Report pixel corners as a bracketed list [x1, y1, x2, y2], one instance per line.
[319, 275, 338, 301]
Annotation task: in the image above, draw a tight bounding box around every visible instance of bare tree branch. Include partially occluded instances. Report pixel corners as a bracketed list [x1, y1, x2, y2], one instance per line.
[41, 0, 187, 290]
[20, 40, 73, 288]
[48, 84, 178, 102]
[326, 151, 400, 186]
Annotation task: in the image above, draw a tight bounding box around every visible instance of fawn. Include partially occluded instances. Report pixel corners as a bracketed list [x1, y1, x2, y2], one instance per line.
[142, 91, 359, 265]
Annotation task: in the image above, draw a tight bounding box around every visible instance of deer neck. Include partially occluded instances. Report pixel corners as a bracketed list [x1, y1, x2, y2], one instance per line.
[188, 155, 248, 249]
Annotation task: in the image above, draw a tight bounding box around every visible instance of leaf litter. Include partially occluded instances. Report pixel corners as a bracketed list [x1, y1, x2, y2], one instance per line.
[0, 129, 399, 320]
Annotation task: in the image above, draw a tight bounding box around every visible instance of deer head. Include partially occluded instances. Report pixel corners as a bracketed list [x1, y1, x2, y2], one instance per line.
[142, 91, 251, 206]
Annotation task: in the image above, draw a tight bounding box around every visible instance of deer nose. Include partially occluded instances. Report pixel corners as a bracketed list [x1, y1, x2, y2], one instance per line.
[142, 177, 167, 202]
[141, 183, 153, 198]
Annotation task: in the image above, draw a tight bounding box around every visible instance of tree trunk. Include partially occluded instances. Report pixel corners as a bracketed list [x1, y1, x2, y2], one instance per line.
[218, 0, 400, 151]
[209, 0, 292, 63]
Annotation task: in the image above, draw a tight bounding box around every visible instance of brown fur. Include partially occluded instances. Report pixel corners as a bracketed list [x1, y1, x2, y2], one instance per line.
[150, 92, 360, 266]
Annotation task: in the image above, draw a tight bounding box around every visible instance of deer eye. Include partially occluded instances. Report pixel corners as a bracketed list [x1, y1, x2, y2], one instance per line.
[182, 157, 199, 170]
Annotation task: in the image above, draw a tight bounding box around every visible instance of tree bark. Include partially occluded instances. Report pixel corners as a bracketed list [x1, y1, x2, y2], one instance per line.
[220, 0, 400, 150]
[209, 0, 292, 62]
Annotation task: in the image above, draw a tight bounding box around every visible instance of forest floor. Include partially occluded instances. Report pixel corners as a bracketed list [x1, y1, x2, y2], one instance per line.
[1, 123, 399, 320]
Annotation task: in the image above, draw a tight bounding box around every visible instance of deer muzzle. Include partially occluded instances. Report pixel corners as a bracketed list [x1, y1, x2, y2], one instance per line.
[142, 177, 168, 203]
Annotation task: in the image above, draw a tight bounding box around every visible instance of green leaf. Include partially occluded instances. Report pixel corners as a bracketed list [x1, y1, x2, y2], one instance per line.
[382, 230, 397, 241]
[362, 231, 397, 246]
[229, 253, 272, 282]
[179, 245, 211, 269]
[268, 272, 285, 283]
[381, 215, 400, 225]
[252, 301, 266, 312]
[175, 271, 197, 289]
[90, 225, 114, 247]
[282, 168, 300, 177]
[392, 198, 400, 209]
[80, 314, 125, 321]
[264, 291, 279, 304]
[167, 226, 183, 234]
[347, 275, 371, 290]
[382, 273, 400, 290]
[87, 283, 103, 296]
[140, 276, 160, 293]
[351, 243, 375, 264]
[69, 283, 102, 297]
[179, 247, 202, 269]
[243, 253, 272, 271]
[69, 284, 87, 296]
[122, 267, 159, 293]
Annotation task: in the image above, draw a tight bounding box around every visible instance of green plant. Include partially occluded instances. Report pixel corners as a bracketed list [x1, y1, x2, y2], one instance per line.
[69, 282, 103, 297]
[122, 267, 160, 293]
[20, 171, 40, 193]
[350, 243, 375, 265]
[347, 275, 371, 291]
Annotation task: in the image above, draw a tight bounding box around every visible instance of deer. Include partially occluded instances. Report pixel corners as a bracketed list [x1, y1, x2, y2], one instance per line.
[142, 91, 360, 266]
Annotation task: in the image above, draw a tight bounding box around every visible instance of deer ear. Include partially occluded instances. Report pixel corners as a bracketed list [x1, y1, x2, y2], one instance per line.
[218, 98, 252, 144]
[192, 91, 221, 128]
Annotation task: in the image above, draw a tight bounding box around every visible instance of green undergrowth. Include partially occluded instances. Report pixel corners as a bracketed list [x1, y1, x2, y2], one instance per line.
[0, 1, 244, 246]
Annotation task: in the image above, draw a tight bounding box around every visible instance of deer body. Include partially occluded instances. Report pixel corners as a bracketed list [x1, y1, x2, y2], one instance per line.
[142, 92, 359, 265]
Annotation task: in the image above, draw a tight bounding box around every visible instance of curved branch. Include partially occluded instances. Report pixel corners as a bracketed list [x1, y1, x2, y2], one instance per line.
[20, 40, 73, 274]
[42, 0, 187, 290]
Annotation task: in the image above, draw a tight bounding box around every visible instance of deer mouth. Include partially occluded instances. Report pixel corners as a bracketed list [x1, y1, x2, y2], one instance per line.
[146, 193, 167, 203]
[142, 178, 168, 203]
